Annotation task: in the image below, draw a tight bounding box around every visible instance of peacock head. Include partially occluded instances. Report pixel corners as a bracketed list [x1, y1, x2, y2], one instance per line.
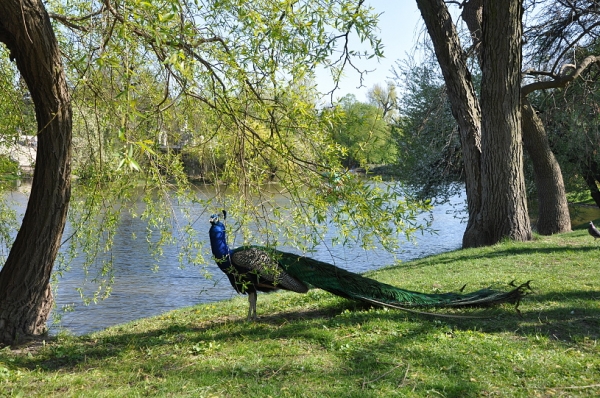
[209, 210, 227, 225]
[209, 211, 230, 258]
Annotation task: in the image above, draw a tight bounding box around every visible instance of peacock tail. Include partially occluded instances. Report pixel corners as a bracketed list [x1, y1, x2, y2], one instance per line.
[244, 246, 530, 309]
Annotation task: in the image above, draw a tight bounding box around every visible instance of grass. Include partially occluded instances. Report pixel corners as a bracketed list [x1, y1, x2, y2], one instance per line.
[1, 227, 599, 397]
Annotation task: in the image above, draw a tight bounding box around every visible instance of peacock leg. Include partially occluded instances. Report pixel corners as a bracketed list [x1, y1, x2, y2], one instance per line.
[247, 291, 257, 320]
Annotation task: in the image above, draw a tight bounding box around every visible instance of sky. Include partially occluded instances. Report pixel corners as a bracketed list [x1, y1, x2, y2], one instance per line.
[315, 1, 423, 104]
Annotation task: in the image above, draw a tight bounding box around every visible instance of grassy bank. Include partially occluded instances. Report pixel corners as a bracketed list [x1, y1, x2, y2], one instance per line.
[1, 228, 599, 397]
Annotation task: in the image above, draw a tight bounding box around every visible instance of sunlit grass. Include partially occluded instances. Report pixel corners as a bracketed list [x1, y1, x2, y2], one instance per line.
[1, 228, 599, 397]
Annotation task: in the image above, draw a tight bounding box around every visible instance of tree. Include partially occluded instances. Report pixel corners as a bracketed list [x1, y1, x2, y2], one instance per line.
[413, 0, 600, 242]
[0, 0, 72, 343]
[327, 94, 396, 169]
[460, 0, 571, 236]
[367, 82, 397, 120]
[415, 0, 533, 246]
[522, 1, 600, 210]
[534, 49, 600, 208]
[461, 0, 600, 231]
[520, 96, 571, 233]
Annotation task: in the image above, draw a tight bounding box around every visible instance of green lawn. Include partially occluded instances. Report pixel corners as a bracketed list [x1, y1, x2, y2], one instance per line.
[1, 228, 599, 397]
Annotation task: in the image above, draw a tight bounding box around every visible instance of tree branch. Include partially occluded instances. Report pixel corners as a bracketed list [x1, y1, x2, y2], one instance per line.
[100, 0, 229, 93]
[522, 55, 600, 96]
[322, 0, 378, 100]
[49, 9, 104, 32]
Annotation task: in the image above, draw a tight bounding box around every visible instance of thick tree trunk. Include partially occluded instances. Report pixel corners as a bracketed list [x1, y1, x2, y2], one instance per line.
[479, 0, 531, 243]
[521, 98, 571, 234]
[0, 0, 72, 345]
[462, 0, 571, 235]
[416, 0, 486, 248]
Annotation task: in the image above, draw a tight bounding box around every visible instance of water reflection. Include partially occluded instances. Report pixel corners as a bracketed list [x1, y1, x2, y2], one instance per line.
[3, 183, 468, 335]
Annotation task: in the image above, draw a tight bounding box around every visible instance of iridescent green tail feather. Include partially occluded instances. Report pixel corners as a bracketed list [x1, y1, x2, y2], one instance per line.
[273, 249, 530, 309]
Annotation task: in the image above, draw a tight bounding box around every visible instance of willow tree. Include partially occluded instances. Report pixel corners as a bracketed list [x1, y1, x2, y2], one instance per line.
[0, 0, 72, 344]
[460, 0, 571, 236]
[523, 0, 600, 211]
[0, 0, 428, 345]
[423, 0, 600, 238]
[415, 0, 534, 246]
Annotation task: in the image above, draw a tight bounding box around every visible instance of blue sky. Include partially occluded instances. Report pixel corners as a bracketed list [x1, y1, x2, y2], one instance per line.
[316, 1, 423, 104]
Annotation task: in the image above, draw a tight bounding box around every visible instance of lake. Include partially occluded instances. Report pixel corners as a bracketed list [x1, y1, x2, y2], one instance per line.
[4, 182, 468, 335]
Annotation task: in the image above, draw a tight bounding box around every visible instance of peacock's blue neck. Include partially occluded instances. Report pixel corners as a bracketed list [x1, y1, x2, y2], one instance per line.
[209, 221, 232, 262]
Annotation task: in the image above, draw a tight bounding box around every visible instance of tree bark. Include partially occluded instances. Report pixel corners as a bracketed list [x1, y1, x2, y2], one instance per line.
[479, 0, 531, 243]
[521, 98, 571, 234]
[0, 0, 72, 345]
[415, 0, 486, 248]
[462, 0, 571, 235]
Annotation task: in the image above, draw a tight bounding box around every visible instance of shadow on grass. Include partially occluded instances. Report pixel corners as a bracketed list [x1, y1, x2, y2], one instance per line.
[6, 289, 598, 373]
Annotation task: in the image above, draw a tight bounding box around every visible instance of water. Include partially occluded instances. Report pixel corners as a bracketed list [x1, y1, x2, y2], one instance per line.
[3, 183, 468, 335]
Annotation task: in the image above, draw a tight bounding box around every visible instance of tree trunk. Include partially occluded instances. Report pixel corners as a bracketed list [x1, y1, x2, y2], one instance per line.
[415, 0, 486, 248]
[479, 0, 531, 243]
[521, 98, 571, 234]
[462, 0, 571, 235]
[0, 0, 72, 345]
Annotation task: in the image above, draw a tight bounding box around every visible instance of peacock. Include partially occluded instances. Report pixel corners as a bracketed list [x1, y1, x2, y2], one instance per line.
[209, 211, 530, 320]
